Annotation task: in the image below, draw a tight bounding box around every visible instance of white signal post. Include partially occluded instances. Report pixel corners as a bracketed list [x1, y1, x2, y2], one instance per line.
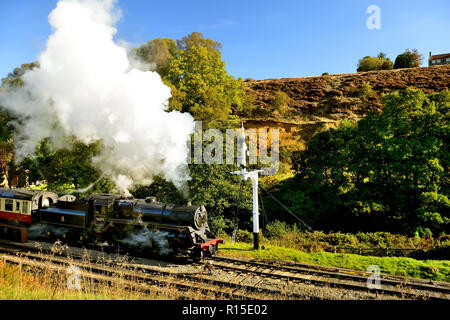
[231, 122, 263, 250]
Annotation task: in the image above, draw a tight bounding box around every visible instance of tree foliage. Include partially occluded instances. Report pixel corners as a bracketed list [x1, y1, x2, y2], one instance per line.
[0, 62, 40, 187]
[1, 62, 39, 89]
[132, 32, 251, 125]
[28, 137, 106, 191]
[0, 62, 110, 192]
[357, 53, 393, 72]
[290, 88, 449, 235]
[131, 38, 178, 79]
[165, 32, 247, 124]
[394, 49, 423, 69]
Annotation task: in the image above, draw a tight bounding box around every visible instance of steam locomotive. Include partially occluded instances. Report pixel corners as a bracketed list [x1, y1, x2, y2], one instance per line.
[0, 188, 222, 259]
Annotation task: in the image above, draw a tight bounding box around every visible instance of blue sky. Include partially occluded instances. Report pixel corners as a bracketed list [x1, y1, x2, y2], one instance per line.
[0, 0, 449, 80]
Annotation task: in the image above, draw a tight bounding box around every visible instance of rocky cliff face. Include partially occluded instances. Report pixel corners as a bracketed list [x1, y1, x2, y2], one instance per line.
[243, 65, 449, 171]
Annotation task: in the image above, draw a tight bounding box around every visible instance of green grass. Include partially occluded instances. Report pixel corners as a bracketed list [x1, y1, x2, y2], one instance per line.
[220, 242, 450, 282]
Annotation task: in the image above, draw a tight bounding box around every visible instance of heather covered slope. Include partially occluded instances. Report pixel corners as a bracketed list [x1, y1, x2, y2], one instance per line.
[245, 65, 449, 119]
[243, 65, 450, 169]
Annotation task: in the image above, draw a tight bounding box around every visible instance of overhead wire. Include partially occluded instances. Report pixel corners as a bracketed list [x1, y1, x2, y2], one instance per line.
[258, 184, 313, 232]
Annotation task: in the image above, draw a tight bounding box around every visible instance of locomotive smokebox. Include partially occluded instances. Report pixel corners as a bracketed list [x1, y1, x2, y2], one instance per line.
[194, 206, 207, 229]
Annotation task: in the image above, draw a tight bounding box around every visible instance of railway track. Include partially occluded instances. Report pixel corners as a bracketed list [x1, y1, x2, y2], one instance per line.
[1, 240, 448, 300]
[204, 255, 450, 300]
[0, 241, 308, 300]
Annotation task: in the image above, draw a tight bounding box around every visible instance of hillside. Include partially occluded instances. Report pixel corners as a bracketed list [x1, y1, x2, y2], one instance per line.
[244, 65, 450, 170]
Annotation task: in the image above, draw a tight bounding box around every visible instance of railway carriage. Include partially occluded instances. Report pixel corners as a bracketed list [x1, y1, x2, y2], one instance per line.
[0, 188, 58, 242]
[0, 188, 58, 225]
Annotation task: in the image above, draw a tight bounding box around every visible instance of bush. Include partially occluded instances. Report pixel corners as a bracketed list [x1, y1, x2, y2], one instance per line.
[209, 215, 230, 236]
[271, 91, 291, 116]
[394, 49, 423, 69]
[264, 220, 291, 239]
[235, 229, 253, 243]
[357, 53, 393, 72]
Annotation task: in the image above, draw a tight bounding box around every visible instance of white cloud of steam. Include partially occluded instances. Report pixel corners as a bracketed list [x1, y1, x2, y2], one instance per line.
[0, 0, 195, 195]
[120, 227, 171, 255]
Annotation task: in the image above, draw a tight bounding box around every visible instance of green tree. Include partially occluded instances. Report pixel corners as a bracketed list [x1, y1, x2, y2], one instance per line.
[357, 53, 393, 72]
[132, 38, 178, 79]
[1, 62, 111, 192]
[0, 62, 40, 187]
[291, 88, 449, 235]
[1, 62, 39, 89]
[271, 90, 291, 117]
[166, 32, 247, 125]
[28, 137, 104, 191]
[394, 49, 423, 69]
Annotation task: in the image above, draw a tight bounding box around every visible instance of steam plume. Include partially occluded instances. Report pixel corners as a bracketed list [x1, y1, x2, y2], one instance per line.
[0, 0, 194, 195]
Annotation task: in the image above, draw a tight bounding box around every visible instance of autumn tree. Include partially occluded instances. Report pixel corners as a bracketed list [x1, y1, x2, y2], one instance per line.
[394, 49, 423, 69]
[0, 62, 41, 187]
[131, 38, 178, 79]
[166, 32, 247, 125]
[357, 52, 393, 72]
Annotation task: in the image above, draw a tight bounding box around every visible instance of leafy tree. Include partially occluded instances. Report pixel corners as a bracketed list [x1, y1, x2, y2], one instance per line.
[1, 62, 39, 89]
[27, 137, 105, 191]
[0, 62, 40, 187]
[166, 32, 247, 125]
[1, 62, 111, 192]
[394, 49, 423, 69]
[131, 38, 178, 79]
[357, 53, 393, 72]
[291, 88, 449, 235]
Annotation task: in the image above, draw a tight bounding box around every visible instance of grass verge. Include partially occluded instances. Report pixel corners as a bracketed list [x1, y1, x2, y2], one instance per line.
[219, 242, 450, 282]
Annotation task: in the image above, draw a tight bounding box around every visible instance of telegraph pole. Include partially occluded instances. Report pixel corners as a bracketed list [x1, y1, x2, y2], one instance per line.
[231, 122, 263, 250]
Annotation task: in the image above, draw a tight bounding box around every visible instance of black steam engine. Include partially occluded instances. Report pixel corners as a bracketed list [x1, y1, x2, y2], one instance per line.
[0, 188, 222, 259]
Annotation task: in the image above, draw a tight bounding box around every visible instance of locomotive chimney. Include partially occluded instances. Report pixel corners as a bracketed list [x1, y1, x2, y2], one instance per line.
[185, 199, 192, 206]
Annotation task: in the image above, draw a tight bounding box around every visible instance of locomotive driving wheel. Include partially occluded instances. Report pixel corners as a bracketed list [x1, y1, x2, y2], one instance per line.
[192, 246, 203, 260]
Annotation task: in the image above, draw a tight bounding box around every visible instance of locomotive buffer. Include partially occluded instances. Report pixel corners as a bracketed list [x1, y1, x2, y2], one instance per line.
[231, 122, 263, 250]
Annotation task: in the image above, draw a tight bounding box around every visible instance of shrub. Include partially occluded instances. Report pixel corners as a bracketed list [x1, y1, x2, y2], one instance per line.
[264, 220, 291, 239]
[357, 53, 393, 72]
[209, 215, 230, 236]
[235, 229, 253, 243]
[359, 81, 375, 109]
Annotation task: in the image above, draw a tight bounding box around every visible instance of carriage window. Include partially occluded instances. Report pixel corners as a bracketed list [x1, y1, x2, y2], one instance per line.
[5, 199, 13, 211]
[22, 202, 29, 214]
[16, 201, 21, 212]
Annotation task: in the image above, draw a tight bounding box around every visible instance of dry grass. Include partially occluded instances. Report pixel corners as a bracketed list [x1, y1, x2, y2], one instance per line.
[0, 241, 219, 300]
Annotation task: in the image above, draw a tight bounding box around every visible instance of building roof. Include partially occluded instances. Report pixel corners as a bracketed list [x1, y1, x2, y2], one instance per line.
[430, 53, 450, 60]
